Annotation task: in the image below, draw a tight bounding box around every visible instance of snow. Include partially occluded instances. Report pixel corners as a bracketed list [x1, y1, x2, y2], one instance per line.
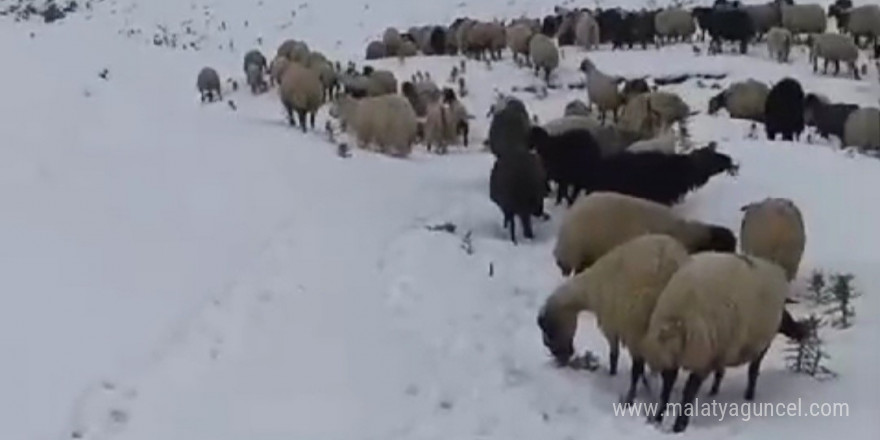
[1, 0, 879, 439]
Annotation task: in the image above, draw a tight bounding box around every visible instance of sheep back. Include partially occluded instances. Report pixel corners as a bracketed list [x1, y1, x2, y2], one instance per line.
[843, 107, 880, 151]
[740, 198, 806, 281]
[366, 40, 388, 59]
[781, 4, 827, 35]
[642, 252, 788, 373]
[278, 61, 324, 113]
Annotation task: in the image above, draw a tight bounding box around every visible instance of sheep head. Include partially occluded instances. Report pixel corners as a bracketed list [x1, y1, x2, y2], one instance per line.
[537, 303, 576, 366]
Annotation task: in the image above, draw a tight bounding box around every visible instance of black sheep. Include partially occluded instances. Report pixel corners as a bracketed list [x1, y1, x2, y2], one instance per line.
[488, 98, 531, 158]
[586, 143, 739, 206]
[489, 150, 549, 244]
[692, 7, 713, 41]
[429, 26, 447, 55]
[527, 127, 602, 206]
[630, 10, 658, 49]
[705, 5, 756, 54]
[764, 77, 805, 141]
[596, 8, 625, 45]
[557, 12, 577, 46]
[803, 94, 859, 142]
[541, 15, 560, 37]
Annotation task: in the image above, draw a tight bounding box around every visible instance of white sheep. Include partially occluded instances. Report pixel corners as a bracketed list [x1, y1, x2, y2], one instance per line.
[836, 5, 880, 47]
[654, 8, 696, 45]
[542, 115, 633, 156]
[278, 61, 324, 132]
[553, 192, 736, 276]
[528, 33, 559, 83]
[329, 94, 419, 158]
[708, 79, 770, 122]
[781, 4, 827, 39]
[506, 22, 533, 66]
[740, 198, 806, 282]
[766, 27, 793, 63]
[625, 125, 677, 154]
[423, 102, 457, 154]
[809, 33, 861, 80]
[366, 69, 398, 96]
[538, 234, 690, 404]
[574, 11, 600, 50]
[269, 55, 290, 87]
[618, 91, 691, 140]
[641, 252, 790, 433]
[578, 57, 625, 124]
[843, 107, 880, 151]
[382, 27, 403, 56]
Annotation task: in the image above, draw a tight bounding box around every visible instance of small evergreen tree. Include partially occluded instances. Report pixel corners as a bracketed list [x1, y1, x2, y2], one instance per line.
[785, 313, 837, 380]
[826, 273, 859, 329]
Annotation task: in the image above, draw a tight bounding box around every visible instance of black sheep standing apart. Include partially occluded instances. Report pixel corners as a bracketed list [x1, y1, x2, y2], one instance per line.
[527, 126, 602, 206]
[764, 77, 806, 141]
[490, 149, 549, 244]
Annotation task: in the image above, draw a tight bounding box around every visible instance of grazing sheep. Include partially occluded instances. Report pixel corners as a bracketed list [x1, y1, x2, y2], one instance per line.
[529, 34, 560, 82]
[708, 79, 769, 122]
[488, 96, 531, 157]
[704, 5, 756, 55]
[803, 93, 859, 141]
[740, 197, 806, 282]
[489, 150, 549, 243]
[365, 40, 387, 60]
[487, 21, 506, 60]
[809, 33, 861, 80]
[587, 142, 738, 206]
[397, 40, 418, 60]
[383, 27, 403, 56]
[278, 61, 324, 132]
[766, 27, 793, 62]
[781, 4, 827, 40]
[642, 252, 792, 433]
[618, 91, 691, 140]
[579, 57, 625, 124]
[309, 59, 339, 100]
[329, 94, 419, 157]
[764, 77, 805, 141]
[541, 115, 635, 157]
[553, 192, 736, 275]
[843, 107, 880, 151]
[506, 23, 533, 65]
[654, 8, 696, 45]
[269, 55, 290, 87]
[196, 67, 222, 102]
[366, 69, 398, 96]
[276, 39, 298, 58]
[564, 99, 591, 117]
[283, 41, 310, 64]
[245, 63, 268, 94]
[527, 126, 602, 205]
[463, 21, 494, 59]
[538, 234, 690, 404]
[574, 11, 600, 50]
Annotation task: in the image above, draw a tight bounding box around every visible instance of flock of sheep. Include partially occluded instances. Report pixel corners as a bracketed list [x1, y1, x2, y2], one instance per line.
[190, 0, 879, 434]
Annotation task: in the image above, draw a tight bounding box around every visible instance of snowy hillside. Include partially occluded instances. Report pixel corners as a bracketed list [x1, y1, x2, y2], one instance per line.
[2, 0, 879, 439]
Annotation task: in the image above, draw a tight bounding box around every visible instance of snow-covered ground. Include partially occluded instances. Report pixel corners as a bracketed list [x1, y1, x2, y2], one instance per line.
[2, 0, 879, 439]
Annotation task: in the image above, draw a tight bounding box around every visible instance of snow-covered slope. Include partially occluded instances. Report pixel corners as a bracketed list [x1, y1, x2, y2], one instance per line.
[2, 1, 879, 439]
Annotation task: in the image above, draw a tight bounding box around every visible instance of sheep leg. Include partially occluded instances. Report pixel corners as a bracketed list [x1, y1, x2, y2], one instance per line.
[309, 112, 316, 130]
[650, 368, 679, 424]
[671, 372, 707, 433]
[297, 110, 308, 133]
[505, 213, 517, 244]
[744, 348, 769, 401]
[608, 337, 620, 376]
[708, 368, 725, 396]
[834, 60, 841, 76]
[851, 62, 860, 80]
[623, 357, 645, 405]
[283, 103, 296, 126]
[554, 183, 567, 205]
[519, 214, 534, 240]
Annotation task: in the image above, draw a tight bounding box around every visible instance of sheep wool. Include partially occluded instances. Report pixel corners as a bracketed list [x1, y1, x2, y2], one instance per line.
[365, 40, 388, 60]
[618, 91, 689, 140]
[278, 61, 324, 132]
[553, 192, 736, 275]
[579, 57, 624, 124]
[506, 23, 533, 65]
[196, 67, 222, 102]
[843, 107, 880, 151]
[781, 4, 827, 37]
[423, 102, 457, 154]
[810, 33, 860, 80]
[382, 27, 403, 56]
[269, 55, 290, 87]
[528, 33, 560, 82]
[330, 94, 419, 158]
[574, 12, 600, 50]
[654, 8, 696, 43]
[538, 234, 690, 401]
[708, 79, 769, 122]
[641, 252, 789, 432]
[766, 27, 793, 63]
[740, 198, 806, 282]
